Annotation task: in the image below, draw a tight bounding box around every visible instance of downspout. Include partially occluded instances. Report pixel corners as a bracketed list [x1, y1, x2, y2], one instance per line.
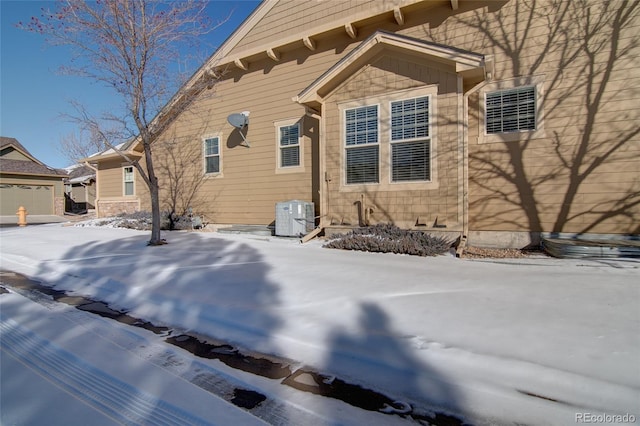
[319, 103, 328, 231]
[456, 59, 493, 257]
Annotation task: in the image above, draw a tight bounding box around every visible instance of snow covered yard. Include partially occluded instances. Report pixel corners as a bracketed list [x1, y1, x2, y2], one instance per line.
[1, 223, 638, 425]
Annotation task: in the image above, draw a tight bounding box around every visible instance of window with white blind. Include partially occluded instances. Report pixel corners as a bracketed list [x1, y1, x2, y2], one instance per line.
[390, 96, 431, 182]
[340, 86, 438, 190]
[204, 136, 220, 174]
[279, 123, 300, 168]
[123, 166, 134, 196]
[485, 86, 536, 134]
[345, 105, 379, 184]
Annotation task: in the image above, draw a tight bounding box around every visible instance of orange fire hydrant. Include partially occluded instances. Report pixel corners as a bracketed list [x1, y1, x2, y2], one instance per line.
[16, 206, 28, 227]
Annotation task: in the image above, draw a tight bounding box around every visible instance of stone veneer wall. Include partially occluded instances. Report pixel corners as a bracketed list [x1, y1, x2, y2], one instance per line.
[54, 197, 65, 216]
[97, 199, 140, 218]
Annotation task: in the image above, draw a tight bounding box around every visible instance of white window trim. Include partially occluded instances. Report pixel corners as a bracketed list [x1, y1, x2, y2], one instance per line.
[339, 85, 439, 192]
[344, 103, 380, 185]
[478, 74, 546, 144]
[389, 95, 432, 183]
[274, 118, 305, 174]
[202, 134, 223, 178]
[123, 165, 135, 196]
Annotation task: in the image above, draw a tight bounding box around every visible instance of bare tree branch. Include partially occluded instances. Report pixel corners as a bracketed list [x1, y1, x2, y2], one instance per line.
[20, 0, 228, 245]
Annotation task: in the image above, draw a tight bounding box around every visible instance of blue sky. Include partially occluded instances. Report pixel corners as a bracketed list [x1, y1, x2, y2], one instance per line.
[0, 0, 260, 169]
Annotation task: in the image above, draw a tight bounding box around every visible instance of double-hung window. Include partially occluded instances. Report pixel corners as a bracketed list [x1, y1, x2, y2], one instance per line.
[390, 96, 431, 182]
[345, 105, 379, 184]
[204, 137, 220, 174]
[485, 86, 536, 134]
[279, 123, 300, 168]
[123, 166, 134, 196]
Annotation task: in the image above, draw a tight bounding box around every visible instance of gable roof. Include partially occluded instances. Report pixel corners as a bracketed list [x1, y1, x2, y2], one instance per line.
[110, 0, 470, 158]
[64, 164, 96, 184]
[295, 31, 489, 107]
[79, 139, 141, 163]
[151, 0, 432, 139]
[0, 136, 68, 177]
[1, 136, 44, 165]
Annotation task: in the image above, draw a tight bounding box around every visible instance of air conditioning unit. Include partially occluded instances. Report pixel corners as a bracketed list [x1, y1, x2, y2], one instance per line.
[275, 200, 315, 237]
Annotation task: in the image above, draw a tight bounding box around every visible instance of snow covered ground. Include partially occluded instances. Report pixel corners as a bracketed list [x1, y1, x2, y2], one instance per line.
[1, 223, 638, 425]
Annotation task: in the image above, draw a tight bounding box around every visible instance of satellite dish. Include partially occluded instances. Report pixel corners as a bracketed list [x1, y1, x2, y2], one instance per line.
[227, 112, 250, 147]
[227, 113, 248, 129]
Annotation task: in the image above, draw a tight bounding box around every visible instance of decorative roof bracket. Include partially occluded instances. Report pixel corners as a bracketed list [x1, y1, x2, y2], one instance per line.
[234, 58, 248, 70]
[345, 22, 357, 39]
[393, 7, 404, 25]
[266, 48, 280, 61]
[303, 36, 316, 51]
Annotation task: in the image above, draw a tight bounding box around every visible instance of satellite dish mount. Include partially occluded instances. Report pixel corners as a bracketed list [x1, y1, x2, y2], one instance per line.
[227, 111, 250, 147]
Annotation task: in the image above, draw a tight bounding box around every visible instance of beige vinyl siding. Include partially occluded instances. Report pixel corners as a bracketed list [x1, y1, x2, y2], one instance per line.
[97, 159, 129, 198]
[133, 0, 637, 235]
[144, 45, 357, 224]
[394, 0, 640, 235]
[230, 0, 415, 56]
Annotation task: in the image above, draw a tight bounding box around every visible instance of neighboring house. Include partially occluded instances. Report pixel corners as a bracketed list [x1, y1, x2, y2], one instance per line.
[64, 164, 96, 213]
[0, 137, 67, 216]
[87, 0, 639, 247]
[82, 140, 143, 218]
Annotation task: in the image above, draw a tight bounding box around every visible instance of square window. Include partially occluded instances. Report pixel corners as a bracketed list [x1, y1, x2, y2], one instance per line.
[391, 141, 430, 182]
[485, 86, 536, 134]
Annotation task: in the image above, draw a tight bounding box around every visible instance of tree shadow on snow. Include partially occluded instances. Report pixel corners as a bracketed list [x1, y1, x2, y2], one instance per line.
[36, 232, 282, 349]
[17, 231, 283, 424]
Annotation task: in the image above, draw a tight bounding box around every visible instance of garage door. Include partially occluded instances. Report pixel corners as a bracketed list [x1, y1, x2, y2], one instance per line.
[0, 184, 54, 215]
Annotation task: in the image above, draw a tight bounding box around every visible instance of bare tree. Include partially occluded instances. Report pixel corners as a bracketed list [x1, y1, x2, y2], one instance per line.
[155, 136, 208, 229]
[21, 0, 224, 245]
[59, 131, 93, 165]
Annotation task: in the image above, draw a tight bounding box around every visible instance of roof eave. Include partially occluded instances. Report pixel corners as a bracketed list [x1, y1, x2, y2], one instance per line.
[0, 171, 67, 178]
[80, 150, 143, 164]
[295, 31, 487, 106]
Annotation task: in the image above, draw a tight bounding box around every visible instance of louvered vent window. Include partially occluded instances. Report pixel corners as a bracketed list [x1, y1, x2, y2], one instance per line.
[345, 105, 379, 184]
[279, 124, 300, 167]
[486, 86, 536, 134]
[390, 96, 431, 182]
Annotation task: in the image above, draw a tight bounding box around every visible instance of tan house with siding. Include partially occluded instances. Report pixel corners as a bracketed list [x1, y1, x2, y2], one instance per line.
[0, 137, 67, 216]
[87, 0, 639, 247]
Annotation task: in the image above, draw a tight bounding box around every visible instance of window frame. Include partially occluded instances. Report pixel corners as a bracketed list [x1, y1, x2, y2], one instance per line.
[389, 95, 432, 183]
[339, 85, 438, 192]
[275, 118, 304, 173]
[344, 104, 380, 185]
[123, 166, 135, 196]
[479, 75, 545, 144]
[203, 135, 223, 177]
